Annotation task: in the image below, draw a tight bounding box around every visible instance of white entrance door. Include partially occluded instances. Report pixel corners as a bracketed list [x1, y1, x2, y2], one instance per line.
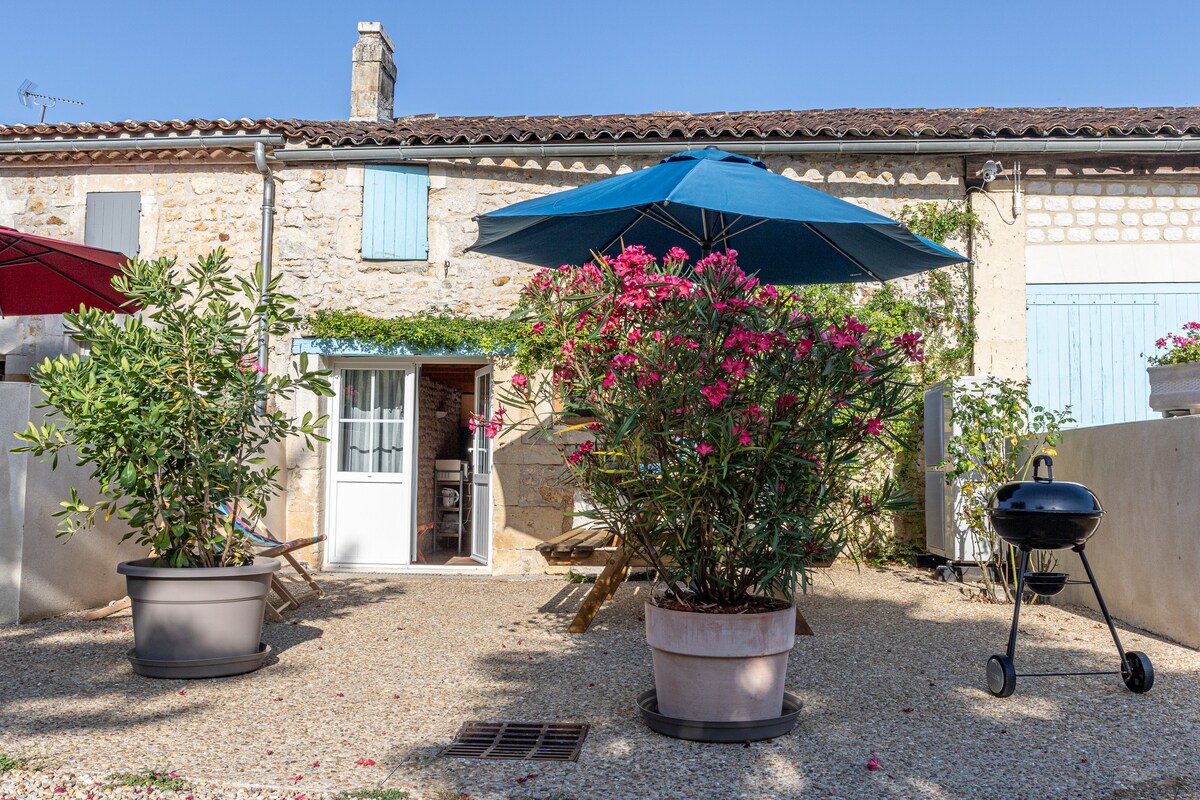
[326, 365, 415, 569]
[470, 365, 493, 565]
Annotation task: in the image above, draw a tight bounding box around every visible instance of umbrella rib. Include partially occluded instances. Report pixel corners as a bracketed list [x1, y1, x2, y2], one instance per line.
[596, 213, 647, 258]
[0, 240, 40, 260]
[638, 205, 700, 243]
[725, 218, 769, 240]
[28, 259, 124, 310]
[802, 223, 887, 284]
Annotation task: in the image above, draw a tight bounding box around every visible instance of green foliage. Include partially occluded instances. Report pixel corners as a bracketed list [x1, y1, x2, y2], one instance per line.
[792, 201, 979, 387]
[498, 248, 921, 607]
[340, 789, 411, 800]
[860, 537, 924, 568]
[0, 753, 29, 772]
[1146, 321, 1200, 366]
[941, 377, 1073, 602]
[13, 250, 333, 568]
[564, 569, 597, 584]
[107, 770, 188, 791]
[898, 200, 980, 249]
[782, 201, 981, 550]
[307, 308, 551, 375]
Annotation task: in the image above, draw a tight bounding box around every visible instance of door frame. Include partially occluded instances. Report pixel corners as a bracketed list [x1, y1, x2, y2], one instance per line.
[321, 356, 494, 573]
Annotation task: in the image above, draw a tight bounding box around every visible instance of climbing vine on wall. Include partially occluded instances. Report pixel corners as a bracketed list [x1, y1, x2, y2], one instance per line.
[306, 307, 552, 373]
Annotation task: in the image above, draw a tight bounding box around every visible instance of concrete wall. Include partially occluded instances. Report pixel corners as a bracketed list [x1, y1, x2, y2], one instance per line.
[970, 185, 1028, 379]
[0, 383, 142, 623]
[1052, 415, 1200, 648]
[0, 384, 31, 623]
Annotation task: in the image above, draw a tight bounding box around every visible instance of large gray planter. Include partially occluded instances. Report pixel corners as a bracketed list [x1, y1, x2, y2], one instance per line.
[1148, 362, 1200, 416]
[644, 601, 797, 740]
[117, 556, 280, 679]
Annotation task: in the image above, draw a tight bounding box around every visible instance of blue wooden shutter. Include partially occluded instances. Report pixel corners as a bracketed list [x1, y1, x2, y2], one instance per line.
[84, 191, 140, 257]
[1027, 283, 1200, 427]
[362, 165, 429, 260]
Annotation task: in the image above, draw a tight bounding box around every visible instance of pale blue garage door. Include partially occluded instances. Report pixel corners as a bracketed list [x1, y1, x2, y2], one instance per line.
[1027, 283, 1200, 427]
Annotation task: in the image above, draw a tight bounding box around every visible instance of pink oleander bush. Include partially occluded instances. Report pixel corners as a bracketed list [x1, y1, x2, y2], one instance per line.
[1148, 321, 1200, 366]
[487, 246, 925, 609]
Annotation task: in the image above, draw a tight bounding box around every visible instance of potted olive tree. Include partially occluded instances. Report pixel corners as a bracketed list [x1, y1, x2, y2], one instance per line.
[14, 250, 330, 678]
[490, 246, 922, 740]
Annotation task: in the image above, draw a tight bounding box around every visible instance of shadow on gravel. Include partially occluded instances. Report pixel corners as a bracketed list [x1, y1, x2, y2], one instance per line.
[0, 575, 404, 739]
[376, 566, 1200, 800]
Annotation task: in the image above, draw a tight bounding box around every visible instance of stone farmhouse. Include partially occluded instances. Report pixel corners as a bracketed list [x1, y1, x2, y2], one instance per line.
[3, 21, 1200, 580]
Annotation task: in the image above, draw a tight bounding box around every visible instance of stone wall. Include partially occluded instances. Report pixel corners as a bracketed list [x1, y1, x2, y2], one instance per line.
[0, 152, 989, 574]
[1025, 180, 1200, 245]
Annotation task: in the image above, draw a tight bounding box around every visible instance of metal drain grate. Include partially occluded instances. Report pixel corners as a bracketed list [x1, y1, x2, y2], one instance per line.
[440, 721, 589, 761]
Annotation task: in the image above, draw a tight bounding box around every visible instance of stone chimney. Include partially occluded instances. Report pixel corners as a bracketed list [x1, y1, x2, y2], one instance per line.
[350, 22, 396, 122]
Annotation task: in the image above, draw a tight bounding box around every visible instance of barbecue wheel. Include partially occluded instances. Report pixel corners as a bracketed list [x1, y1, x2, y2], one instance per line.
[986, 654, 1016, 697]
[1122, 651, 1154, 694]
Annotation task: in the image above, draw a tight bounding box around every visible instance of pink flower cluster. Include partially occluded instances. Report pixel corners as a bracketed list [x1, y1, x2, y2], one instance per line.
[1150, 321, 1200, 366]
[238, 354, 267, 374]
[567, 439, 595, 465]
[468, 406, 507, 439]
[512, 245, 918, 482]
[892, 331, 926, 363]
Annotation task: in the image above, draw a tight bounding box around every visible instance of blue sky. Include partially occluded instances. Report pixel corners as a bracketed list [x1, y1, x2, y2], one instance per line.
[2, 0, 1197, 125]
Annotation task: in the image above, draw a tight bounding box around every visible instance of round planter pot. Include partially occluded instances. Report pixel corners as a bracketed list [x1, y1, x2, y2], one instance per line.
[117, 556, 280, 679]
[644, 601, 796, 729]
[1148, 362, 1200, 415]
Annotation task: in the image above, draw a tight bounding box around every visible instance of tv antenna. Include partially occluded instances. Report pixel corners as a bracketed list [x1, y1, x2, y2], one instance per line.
[18, 80, 84, 123]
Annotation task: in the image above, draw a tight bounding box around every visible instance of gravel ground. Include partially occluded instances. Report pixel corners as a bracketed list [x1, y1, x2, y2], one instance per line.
[1, 563, 1199, 800]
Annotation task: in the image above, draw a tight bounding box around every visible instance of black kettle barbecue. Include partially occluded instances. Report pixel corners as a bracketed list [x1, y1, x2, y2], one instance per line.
[983, 455, 1153, 697]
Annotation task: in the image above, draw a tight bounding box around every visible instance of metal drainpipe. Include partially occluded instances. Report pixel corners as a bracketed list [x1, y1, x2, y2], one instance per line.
[963, 155, 977, 375]
[254, 142, 275, 410]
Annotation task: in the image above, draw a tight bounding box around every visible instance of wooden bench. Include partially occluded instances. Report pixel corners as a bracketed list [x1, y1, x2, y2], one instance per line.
[536, 526, 615, 562]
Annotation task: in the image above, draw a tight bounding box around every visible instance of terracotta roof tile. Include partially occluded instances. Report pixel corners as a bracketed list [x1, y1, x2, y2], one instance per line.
[288, 108, 1200, 147]
[3, 108, 1200, 147]
[0, 118, 295, 138]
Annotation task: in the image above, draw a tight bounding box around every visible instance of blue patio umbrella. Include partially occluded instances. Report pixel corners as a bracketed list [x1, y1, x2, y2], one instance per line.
[468, 148, 966, 284]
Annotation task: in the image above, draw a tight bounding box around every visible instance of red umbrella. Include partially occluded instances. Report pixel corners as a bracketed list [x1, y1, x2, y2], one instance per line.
[0, 226, 133, 316]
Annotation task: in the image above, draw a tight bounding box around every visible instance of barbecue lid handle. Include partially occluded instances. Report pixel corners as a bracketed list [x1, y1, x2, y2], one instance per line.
[1032, 454, 1053, 483]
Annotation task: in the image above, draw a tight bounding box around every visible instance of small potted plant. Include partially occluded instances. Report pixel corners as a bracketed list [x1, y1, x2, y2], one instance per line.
[491, 246, 922, 740]
[14, 250, 331, 678]
[1146, 321, 1200, 415]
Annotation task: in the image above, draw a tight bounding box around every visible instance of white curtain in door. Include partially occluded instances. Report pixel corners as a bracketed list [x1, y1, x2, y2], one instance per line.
[338, 368, 406, 474]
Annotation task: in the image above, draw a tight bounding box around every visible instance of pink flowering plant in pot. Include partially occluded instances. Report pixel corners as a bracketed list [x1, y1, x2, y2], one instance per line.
[496, 245, 923, 607]
[1146, 320, 1200, 415]
[1147, 321, 1200, 366]
[489, 245, 925, 730]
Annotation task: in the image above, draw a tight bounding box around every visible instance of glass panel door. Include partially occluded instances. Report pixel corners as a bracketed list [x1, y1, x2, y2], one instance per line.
[327, 365, 414, 568]
[470, 365, 493, 565]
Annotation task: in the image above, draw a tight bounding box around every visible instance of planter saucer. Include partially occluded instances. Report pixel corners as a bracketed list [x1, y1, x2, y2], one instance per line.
[637, 689, 801, 742]
[127, 642, 272, 679]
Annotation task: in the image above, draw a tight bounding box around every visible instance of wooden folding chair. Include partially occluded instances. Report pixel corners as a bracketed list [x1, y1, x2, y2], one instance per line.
[219, 504, 326, 621]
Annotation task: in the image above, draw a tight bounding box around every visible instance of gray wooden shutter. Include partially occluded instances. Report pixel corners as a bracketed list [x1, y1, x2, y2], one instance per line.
[85, 191, 141, 258]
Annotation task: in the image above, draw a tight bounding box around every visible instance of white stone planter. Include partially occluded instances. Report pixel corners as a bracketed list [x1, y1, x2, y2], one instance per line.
[1147, 362, 1200, 415]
